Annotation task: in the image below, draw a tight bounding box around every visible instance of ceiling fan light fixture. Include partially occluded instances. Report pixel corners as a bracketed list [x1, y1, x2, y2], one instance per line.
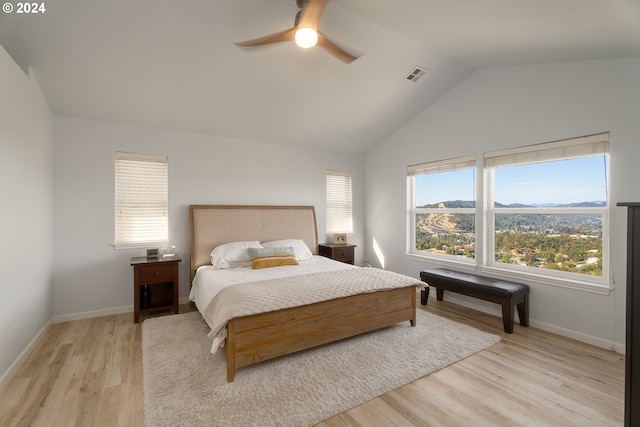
[235, 0, 359, 63]
[295, 27, 318, 48]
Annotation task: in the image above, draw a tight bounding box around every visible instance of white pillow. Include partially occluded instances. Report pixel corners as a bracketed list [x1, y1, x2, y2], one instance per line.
[210, 241, 263, 269]
[262, 239, 313, 261]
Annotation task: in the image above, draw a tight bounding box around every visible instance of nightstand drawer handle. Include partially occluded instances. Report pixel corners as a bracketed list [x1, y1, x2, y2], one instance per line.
[154, 271, 160, 275]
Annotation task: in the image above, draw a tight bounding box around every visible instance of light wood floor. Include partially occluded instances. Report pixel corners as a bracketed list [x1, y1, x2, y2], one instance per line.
[0, 299, 625, 427]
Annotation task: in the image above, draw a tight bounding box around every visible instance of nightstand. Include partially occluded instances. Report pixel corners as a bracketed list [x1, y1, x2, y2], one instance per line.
[318, 243, 357, 265]
[131, 255, 181, 323]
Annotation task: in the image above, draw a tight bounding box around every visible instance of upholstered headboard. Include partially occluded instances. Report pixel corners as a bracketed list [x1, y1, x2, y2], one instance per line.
[189, 205, 318, 282]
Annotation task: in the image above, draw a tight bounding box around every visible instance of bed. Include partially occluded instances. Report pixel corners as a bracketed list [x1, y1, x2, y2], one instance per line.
[189, 205, 422, 382]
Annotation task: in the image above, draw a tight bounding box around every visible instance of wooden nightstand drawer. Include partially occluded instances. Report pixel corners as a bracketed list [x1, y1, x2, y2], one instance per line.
[332, 247, 354, 263]
[318, 244, 357, 265]
[139, 264, 174, 283]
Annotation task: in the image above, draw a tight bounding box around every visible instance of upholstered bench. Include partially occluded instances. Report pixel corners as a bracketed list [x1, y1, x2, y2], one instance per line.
[420, 268, 530, 334]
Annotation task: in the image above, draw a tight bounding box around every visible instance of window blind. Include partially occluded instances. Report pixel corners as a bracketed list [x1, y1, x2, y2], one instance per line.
[115, 152, 168, 245]
[484, 133, 609, 168]
[407, 154, 476, 176]
[326, 170, 353, 234]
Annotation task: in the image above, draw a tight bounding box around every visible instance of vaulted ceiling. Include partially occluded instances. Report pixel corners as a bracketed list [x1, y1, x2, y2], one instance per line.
[1, 0, 639, 152]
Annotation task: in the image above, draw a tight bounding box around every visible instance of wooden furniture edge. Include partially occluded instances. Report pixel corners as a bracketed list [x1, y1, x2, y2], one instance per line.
[225, 286, 417, 382]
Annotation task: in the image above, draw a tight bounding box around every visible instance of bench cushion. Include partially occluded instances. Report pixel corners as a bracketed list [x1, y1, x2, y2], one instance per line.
[420, 268, 529, 298]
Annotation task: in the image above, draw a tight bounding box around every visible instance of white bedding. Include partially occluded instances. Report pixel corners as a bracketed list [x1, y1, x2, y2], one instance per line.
[189, 256, 421, 354]
[189, 255, 355, 312]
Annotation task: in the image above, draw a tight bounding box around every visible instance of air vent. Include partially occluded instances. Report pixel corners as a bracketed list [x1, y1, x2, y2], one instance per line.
[405, 66, 428, 83]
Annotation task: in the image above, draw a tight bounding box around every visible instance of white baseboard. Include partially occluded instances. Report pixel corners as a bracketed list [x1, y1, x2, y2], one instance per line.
[529, 317, 625, 353]
[0, 318, 53, 390]
[52, 297, 192, 323]
[441, 293, 625, 354]
[53, 305, 134, 323]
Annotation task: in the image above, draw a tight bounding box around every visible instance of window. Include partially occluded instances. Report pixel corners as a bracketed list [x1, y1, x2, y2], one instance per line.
[115, 152, 168, 247]
[407, 133, 610, 291]
[485, 134, 609, 282]
[326, 170, 353, 234]
[408, 156, 476, 261]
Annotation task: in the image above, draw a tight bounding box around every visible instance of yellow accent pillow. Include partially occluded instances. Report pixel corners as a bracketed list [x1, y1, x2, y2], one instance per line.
[251, 255, 299, 269]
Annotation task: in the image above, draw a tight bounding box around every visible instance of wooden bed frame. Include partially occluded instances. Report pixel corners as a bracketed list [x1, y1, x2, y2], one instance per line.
[189, 205, 417, 382]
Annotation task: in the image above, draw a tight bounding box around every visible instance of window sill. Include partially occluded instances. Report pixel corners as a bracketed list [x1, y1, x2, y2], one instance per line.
[479, 265, 612, 295]
[406, 253, 475, 271]
[112, 241, 169, 250]
[406, 253, 612, 295]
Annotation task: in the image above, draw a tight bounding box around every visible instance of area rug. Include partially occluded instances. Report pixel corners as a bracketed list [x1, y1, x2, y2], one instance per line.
[142, 308, 500, 427]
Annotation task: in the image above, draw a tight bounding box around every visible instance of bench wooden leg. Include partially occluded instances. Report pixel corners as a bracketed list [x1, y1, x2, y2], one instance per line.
[436, 288, 444, 301]
[420, 287, 430, 305]
[501, 299, 514, 334]
[517, 295, 529, 327]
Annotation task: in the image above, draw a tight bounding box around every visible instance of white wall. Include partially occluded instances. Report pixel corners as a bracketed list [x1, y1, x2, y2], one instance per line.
[365, 57, 640, 350]
[52, 116, 365, 320]
[0, 46, 53, 380]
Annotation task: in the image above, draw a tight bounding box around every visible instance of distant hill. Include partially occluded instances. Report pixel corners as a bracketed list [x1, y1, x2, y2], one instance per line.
[565, 201, 607, 208]
[418, 200, 606, 209]
[418, 200, 475, 209]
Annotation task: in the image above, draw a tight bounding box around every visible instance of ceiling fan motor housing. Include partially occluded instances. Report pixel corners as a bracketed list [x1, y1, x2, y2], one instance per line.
[296, 0, 311, 9]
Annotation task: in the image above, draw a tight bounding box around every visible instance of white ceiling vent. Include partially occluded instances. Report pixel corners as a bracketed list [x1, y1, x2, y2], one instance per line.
[405, 66, 429, 83]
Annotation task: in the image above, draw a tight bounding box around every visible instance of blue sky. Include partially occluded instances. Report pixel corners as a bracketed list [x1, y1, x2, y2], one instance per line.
[415, 155, 608, 206]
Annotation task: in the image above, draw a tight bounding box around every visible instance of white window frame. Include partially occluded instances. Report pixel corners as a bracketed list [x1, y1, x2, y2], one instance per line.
[407, 133, 611, 294]
[482, 133, 610, 292]
[326, 170, 353, 234]
[114, 151, 169, 249]
[407, 155, 477, 268]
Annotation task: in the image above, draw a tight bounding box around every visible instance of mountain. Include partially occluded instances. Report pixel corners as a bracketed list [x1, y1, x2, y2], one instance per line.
[418, 201, 607, 209]
[417, 200, 475, 209]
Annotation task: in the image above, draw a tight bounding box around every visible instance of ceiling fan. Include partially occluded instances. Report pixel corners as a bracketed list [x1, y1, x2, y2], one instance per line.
[234, 0, 359, 64]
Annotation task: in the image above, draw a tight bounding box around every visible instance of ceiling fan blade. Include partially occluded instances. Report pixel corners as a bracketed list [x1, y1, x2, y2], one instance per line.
[317, 31, 358, 64]
[298, 0, 328, 30]
[234, 27, 296, 47]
